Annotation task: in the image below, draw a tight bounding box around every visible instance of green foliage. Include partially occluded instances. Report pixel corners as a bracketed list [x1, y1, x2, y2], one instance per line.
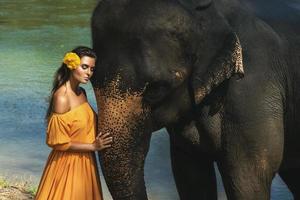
[0, 177, 9, 188]
[25, 185, 38, 196]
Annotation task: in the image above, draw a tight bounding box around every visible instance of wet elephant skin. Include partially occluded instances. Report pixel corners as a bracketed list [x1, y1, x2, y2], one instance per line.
[91, 0, 300, 199]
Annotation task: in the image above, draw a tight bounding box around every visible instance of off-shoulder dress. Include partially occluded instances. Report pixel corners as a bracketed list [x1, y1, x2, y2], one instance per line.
[35, 102, 103, 200]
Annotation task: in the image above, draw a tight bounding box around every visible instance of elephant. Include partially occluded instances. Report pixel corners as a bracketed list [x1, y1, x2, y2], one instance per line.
[90, 0, 300, 199]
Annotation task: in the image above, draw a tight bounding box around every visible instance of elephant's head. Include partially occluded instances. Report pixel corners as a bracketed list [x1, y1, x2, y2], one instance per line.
[91, 0, 244, 199]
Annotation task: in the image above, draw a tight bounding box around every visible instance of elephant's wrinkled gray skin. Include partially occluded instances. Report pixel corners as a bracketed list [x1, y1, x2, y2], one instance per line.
[91, 0, 300, 199]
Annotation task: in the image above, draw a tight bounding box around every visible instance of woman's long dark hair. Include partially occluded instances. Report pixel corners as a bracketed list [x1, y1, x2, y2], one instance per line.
[45, 46, 97, 121]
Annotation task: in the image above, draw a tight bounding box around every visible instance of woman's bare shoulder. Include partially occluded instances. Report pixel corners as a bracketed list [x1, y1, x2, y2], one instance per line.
[53, 86, 70, 114]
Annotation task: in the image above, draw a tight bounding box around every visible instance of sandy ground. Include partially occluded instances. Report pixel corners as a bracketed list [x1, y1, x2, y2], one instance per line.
[0, 186, 34, 200]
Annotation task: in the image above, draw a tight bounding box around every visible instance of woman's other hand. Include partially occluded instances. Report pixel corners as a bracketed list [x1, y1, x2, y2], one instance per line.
[93, 132, 113, 151]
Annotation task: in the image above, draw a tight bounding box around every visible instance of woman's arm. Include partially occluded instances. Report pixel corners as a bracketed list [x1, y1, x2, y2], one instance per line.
[66, 142, 98, 152]
[58, 132, 113, 152]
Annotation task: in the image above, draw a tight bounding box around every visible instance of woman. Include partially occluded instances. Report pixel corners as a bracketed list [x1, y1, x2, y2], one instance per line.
[35, 46, 112, 200]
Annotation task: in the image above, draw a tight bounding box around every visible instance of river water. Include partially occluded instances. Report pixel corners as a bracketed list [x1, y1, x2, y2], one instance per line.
[0, 0, 294, 199]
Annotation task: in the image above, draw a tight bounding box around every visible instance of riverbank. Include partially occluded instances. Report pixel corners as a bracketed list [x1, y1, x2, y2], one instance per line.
[0, 177, 35, 200]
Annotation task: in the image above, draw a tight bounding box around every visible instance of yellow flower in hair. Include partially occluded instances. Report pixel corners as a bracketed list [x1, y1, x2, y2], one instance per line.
[63, 52, 81, 70]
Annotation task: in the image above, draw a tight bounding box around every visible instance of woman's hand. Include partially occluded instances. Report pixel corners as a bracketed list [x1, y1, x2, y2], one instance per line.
[93, 132, 113, 151]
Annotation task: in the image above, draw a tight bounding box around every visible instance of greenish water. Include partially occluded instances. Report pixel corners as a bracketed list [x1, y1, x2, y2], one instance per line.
[0, 0, 294, 199]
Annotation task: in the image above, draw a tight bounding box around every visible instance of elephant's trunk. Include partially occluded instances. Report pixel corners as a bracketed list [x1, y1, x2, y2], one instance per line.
[93, 79, 151, 200]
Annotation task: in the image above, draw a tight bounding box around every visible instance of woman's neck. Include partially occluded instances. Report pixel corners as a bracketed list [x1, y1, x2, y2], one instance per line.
[66, 77, 80, 95]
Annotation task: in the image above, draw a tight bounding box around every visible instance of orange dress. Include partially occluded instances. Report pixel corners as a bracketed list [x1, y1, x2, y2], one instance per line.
[35, 102, 103, 200]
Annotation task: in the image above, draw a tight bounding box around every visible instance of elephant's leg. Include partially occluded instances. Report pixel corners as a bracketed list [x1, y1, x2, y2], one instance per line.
[279, 168, 300, 199]
[169, 130, 217, 200]
[217, 117, 284, 200]
[218, 162, 275, 200]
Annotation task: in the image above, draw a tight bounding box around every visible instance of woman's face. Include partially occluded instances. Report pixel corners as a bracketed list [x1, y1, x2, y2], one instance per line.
[71, 56, 96, 84]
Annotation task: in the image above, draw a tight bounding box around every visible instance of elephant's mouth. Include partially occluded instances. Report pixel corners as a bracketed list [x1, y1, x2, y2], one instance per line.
[93, 75, 152, 199]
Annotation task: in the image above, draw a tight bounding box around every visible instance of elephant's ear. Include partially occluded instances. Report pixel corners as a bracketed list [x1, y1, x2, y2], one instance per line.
[177, 0, 212, 10]
[192, 32, 244, 105]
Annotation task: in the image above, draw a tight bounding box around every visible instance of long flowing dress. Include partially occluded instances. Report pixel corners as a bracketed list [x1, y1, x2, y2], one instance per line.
[35, 102, 103, 200]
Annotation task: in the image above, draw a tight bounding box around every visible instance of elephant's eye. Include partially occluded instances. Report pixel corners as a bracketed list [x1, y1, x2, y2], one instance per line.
[143, 82, 169, 105]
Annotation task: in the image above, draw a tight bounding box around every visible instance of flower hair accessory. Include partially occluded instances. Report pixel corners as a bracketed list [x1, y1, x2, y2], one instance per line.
[63, 52, 81, 70]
